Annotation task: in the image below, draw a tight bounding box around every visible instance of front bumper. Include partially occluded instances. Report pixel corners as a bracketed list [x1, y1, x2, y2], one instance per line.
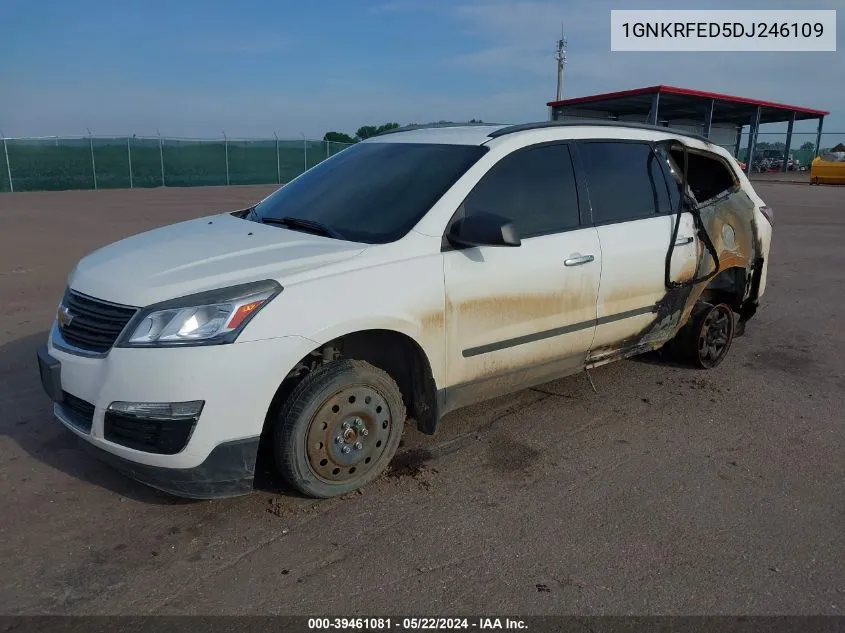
[37, 325, 316, 498]
[77, 434, 261, 499]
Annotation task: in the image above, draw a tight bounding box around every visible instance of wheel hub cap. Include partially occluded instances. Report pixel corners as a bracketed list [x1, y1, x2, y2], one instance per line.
[306, 385, 392, 483]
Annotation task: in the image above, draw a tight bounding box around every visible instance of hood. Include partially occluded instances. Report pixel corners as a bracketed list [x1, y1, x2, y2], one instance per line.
[68, 213, 367, 306]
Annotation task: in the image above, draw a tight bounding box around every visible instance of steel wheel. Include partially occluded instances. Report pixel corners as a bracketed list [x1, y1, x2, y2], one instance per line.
[695, 303, 735, 369]
[273, 359, 406, 498]
[305, 384, 394, 484]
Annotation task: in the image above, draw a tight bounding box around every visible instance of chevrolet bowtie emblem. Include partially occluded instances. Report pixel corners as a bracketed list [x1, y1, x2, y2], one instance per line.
[57, 304, 74, 328]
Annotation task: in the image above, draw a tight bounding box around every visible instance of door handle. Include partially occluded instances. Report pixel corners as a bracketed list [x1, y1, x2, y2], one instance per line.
[675, 236, 694, 246]
[564, 254, 595, 267]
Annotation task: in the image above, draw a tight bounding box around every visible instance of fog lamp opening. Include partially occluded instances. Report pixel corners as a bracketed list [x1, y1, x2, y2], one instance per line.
[107, 400, 204, 420]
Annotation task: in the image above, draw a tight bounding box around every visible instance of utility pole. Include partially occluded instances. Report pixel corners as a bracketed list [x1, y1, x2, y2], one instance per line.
[555, 27, 568, 102]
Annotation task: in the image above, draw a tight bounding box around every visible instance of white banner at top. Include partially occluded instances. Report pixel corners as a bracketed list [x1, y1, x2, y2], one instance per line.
[610, 10, 837, 52]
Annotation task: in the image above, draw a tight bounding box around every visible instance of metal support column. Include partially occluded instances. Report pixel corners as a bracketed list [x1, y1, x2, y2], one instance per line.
[813, 116, 825, 158]
[274, 133, 280, 184]
[746, 107, 761, 176]
[734, 126, 742, 158]
[87, 128, 98, 190]
[782, 112, 795, 172]
[703, 99, 715, 139]
[1, 132, 12, 193]
[158, 130, 165, 187]
[127, 136, 133, 188]
[646, 91, 660, 125]
[222, 131, 229, 186]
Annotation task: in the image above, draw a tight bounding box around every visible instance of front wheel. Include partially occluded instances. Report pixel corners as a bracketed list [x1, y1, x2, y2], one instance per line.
[273, 360, 406, 498]
[671, 302, 736, 369]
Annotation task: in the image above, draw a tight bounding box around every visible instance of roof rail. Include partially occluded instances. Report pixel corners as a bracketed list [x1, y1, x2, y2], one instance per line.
[487, 120, 713, 144]
[375, 122, 506, 137]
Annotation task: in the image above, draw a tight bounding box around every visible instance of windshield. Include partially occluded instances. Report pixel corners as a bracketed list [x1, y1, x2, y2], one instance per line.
[251, 142, 488, 244]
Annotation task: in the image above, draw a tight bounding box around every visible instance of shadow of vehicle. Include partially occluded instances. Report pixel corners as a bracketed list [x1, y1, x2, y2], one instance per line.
[628, 347, 692, 370]
[0, 331, 193, 505]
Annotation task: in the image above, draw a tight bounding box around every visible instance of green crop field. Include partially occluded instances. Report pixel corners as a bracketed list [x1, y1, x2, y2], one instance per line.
[0, 137, 351, 193]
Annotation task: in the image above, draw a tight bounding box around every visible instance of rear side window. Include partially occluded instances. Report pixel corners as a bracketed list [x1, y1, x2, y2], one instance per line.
[669, 148, 737, 204]
[462, 143, 581, 238]
[577, 141, 672, 223]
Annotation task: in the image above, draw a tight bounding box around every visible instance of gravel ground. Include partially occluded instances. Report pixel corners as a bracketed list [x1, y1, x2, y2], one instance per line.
[0, 182, 842, 615]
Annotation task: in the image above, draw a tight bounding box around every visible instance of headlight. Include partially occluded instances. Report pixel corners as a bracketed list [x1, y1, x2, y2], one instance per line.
[117, 280, 281, 347]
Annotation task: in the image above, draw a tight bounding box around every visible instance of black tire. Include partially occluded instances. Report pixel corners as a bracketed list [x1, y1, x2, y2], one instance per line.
[671, 302, 736, 369]
[273, 359, 406, 498]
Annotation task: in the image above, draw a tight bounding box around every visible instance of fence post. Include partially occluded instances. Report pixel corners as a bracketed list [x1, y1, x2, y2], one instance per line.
[87, 128, 98, 190]
[301, 133, 307, 174]
[274, 132, 280, 184]
[222, 130, 230, 186]
[157, 129, 165, 187]
[127, 136, 134, 189]
[1, 131, 12, 193]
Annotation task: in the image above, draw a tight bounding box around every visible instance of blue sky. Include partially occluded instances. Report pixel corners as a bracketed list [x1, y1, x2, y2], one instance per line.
[1, 0, 842, 144]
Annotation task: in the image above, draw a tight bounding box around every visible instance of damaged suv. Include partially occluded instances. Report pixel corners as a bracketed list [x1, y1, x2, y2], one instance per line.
[37, 121, 772, 499]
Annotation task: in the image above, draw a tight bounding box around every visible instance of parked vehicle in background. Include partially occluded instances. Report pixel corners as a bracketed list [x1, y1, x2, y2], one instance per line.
[36, 121, 773, 500]
[811, 152, 845, 184]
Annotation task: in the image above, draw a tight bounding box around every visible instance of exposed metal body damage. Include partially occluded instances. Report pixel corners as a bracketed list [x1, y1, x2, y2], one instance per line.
[585, 142, 766, 369]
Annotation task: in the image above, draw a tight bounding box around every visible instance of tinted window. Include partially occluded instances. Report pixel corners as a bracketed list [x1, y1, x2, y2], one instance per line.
[578, 142, 669, 223]
[462, 144, 580, 238]
[253, 142, 487, 244]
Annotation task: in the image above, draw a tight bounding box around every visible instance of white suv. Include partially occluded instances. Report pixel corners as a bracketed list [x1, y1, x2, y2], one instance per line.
[37, 122, 773, 499]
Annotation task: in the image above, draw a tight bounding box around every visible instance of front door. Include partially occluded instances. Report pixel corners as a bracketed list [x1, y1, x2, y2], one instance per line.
[442, 142, 601, 410]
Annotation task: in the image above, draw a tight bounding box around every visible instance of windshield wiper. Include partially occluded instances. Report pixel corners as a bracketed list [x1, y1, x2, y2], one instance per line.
[259, 216, 343, 240]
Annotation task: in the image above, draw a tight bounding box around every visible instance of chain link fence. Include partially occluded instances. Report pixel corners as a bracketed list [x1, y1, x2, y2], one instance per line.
[0, 134, 354, 193]
[2, 130, 843, 193]
[734, 132, 845, 168]
[679, 132, 844, 167]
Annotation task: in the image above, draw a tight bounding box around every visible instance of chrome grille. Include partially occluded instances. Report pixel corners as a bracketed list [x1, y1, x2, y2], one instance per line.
[58, 289, 137, 354]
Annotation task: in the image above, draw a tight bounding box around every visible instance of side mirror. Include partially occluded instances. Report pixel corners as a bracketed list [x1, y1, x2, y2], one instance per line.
[446, 211, 521, 248]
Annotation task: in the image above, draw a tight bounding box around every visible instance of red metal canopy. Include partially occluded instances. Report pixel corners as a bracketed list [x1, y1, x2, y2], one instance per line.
[548, 85, 829, 124]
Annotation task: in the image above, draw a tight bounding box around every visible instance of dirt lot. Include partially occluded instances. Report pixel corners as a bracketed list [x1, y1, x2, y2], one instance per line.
[0, 183, 843, 615]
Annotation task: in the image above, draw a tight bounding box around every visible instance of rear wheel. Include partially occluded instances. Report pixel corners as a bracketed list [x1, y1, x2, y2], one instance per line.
[671, 302, 736, 369]
[273, 359, 405, 498]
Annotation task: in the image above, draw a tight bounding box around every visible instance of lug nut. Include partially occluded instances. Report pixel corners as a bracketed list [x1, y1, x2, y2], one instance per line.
[334, 435, 343, 445]
[361, 428, 369, 436]
[354, 442, 363, 450]
[342, 446, 352, 454]
[355, 418, 364, 428]
[342, 421, 351, 430]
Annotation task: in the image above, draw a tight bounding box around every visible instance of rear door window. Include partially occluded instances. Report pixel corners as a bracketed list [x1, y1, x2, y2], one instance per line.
[577, 141, 672, 223]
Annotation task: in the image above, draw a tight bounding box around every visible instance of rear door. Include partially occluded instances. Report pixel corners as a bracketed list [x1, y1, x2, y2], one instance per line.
[574, 140, 698, 361]
[442, 142, 601, 406]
